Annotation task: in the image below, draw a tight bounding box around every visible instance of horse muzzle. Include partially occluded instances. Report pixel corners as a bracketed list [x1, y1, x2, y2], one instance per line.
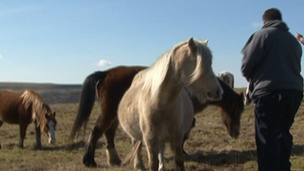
[49, 137, 56, 144]
[230, 129, 240, 139]
[206, 89, 223, 101]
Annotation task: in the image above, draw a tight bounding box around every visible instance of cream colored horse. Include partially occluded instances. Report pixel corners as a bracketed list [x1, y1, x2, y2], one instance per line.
[118, 38, 223, 171]
[217, 71, 234, 89]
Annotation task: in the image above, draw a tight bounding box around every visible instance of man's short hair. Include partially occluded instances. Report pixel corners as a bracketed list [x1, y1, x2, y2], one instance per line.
[262, 8, 282, 21]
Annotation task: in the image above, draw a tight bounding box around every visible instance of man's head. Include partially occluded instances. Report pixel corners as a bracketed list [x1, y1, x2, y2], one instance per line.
[263, 8, 282, 24]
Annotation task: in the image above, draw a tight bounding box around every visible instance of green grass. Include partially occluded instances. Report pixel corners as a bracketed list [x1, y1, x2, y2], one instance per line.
[0, 88, 303, 171]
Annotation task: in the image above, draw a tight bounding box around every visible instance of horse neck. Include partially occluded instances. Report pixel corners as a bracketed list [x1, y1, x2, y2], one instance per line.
[147, 54, 185, 103]
[159, 66, 184, 101]
[22, 95, 46, 129]
[208, 85, 237, 114]
[34, 106, 48, 130]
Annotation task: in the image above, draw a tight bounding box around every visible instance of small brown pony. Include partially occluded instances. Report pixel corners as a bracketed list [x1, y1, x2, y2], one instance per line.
[69, 68, 244, 167]
[0, 89, 57, 149]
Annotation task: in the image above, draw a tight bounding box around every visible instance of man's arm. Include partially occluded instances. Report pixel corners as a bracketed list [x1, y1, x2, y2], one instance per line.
[296, 32, 304, 45]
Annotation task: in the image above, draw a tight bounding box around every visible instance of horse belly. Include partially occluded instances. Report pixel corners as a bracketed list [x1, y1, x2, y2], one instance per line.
[0, 106, 20, 124]
[118, 93, 142, 141]
[119, 114, 142, 140]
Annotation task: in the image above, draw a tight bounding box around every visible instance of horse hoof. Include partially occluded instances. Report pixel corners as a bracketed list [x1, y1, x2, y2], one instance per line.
[34, 145, 42, 149]
[83, 160, 97, 167]
[109, 159, 121, 166]
[83, 155, 97, 167]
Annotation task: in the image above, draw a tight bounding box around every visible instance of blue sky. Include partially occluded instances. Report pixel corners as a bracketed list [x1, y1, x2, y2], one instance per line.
[0, 1, 303, 88]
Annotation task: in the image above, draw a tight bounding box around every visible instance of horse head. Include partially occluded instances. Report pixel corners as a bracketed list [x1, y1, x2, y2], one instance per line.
[220, 91, 244, 138]
[173, 37, 223, 103]
[42, 105, 57, 144]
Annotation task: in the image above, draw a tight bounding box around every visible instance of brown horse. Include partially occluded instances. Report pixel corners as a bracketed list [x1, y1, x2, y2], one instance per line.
[0, 89, 57, 149]
[69, 65, 244, 167]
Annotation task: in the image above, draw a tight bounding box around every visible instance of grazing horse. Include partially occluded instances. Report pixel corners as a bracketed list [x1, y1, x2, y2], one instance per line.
[69, 62, 244, 167]
[117, 38, 222, 171]
[217, 71, 234, 89]
[0, 89, 57, 149]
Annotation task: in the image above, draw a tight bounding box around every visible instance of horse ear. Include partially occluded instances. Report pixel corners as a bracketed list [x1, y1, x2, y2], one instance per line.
[203, 39, 209, 46]
[188, 37, 197, 53]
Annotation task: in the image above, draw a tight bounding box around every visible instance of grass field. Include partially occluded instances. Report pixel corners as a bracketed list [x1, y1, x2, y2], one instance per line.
[0, 88, 303, 171]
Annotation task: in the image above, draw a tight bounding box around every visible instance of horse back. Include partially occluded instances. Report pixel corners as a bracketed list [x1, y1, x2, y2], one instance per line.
[0, 91, 32, 124]
[98, 66, 146, 104]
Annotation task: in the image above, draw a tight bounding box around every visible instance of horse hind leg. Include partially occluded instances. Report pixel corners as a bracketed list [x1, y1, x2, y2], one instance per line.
[83, 110, 117, 167]
[83, 125, 103, 167]
[105, 119, 122, 166]
[132, 139, 145, 171]
[105, 118, 121, 166]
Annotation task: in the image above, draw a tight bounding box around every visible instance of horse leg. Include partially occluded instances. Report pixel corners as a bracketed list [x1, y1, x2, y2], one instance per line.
[83, 111, 116, 167]
[158, 144, 166, 171]
[0, 121, 3, 149]
[143, 135, 159, 171]
[170, 139, 185, 171]
[19, 123, 28, 148]
[34, 121, 42, 149]
[132, 139, 145, 171]
[105, 119, 121, 166]
[83, 125, 102, 167]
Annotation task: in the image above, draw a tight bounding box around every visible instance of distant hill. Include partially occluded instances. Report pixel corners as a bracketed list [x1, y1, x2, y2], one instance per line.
[0, 82, 82, 104]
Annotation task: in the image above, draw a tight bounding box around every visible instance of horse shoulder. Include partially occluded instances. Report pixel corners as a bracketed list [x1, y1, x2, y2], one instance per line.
[180, 90, 195, 132]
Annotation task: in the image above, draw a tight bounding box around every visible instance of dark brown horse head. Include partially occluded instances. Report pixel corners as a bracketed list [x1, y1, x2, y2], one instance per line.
[220, 91, 244, 138]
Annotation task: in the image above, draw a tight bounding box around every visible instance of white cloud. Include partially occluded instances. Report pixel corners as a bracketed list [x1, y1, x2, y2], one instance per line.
[0, 54, 2, 59]
[252, 22, 263, 28]
[97, 59, 111, 67]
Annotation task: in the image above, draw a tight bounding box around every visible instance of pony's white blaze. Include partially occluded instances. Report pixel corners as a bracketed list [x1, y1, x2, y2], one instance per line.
[48, 120, 56, 144]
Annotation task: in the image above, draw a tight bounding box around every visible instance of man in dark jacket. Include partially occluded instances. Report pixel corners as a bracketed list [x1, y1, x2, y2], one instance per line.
[241, 8, 303, 171]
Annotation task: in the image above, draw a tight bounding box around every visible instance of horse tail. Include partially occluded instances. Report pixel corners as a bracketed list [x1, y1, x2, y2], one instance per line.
[122, 141, 142, 166]
[69, 71, 108, 143]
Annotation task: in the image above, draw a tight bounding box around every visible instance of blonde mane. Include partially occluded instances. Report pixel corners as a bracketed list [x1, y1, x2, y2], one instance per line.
[142, 50, 172, 99]
[189, 40, 213, 84]
[21, 89, 50, 128]
[142, 39, 212, 100]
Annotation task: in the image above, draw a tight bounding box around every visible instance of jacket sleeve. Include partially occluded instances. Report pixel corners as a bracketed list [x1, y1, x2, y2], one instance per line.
[241, 32, 265, 80]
